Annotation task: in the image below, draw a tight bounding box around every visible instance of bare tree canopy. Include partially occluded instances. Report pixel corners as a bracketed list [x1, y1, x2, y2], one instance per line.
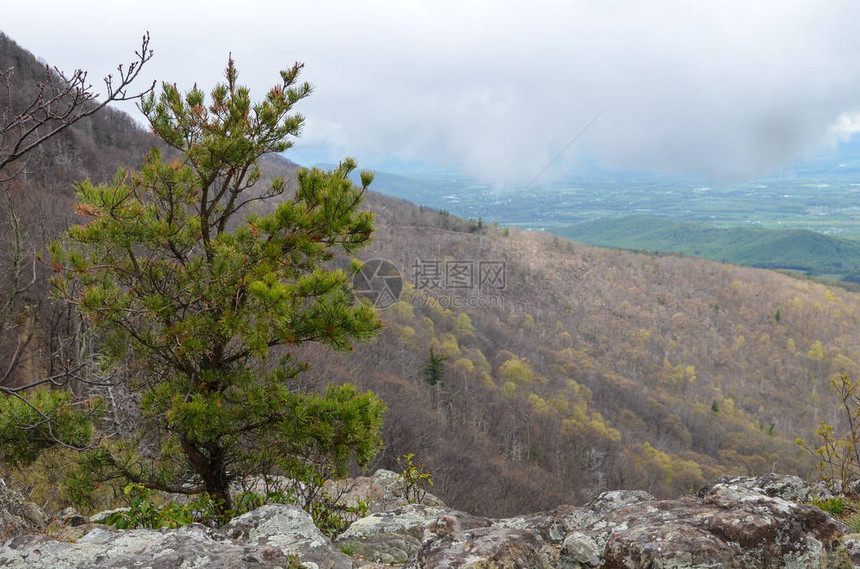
[0, 32, 154, 179]
[0, 33, 154, 405]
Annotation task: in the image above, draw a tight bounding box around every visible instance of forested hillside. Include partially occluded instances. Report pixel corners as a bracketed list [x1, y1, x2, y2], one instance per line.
[290, 196, 860, 514]
[2, 34, 858, 519]
[0, 33, 155, 390]
[556, 215, 860, 283]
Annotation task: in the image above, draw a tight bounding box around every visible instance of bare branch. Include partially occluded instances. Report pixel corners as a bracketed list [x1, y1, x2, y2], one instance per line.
[0, 32, 155, 175]
[0, 33, 154, 392]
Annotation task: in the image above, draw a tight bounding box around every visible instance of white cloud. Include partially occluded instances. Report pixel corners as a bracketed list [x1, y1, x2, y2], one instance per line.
[830, 112, 860, 142]
[4, 0, 860, 185]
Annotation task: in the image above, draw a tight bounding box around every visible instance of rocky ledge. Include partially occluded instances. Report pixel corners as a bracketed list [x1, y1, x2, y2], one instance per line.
[1, 471, 859, 568]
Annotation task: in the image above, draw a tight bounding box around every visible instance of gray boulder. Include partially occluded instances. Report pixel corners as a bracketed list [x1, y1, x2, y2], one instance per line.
[408, 512, 551, 569]
[222, 504, 354, 569]
[701, 473, 834, 503]
[0, 504, 350, 569]
[0, 481, 47, 538]
[337, 504, 449, 542]
[324, 469, 445, 512]
[560, 480, 852, 568]
[380, 477, 853, 568]
[0, 524, 295, 568]
[339, 533, 421, 566]
[336, 505, 463, 566]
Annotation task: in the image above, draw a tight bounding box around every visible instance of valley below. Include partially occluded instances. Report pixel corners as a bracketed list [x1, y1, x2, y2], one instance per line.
[364, 154, 860, 237]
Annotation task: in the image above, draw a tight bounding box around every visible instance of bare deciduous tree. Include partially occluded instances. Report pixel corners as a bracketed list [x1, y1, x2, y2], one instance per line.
[0, 32, 154, 177]
[0, 33, 154, 397]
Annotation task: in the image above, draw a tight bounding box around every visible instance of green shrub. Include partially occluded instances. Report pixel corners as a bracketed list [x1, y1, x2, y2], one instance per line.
[396, 453, 434, 504]
[809, 496, 846, 516]
[103, 484, 195, 529]
[846, 514, 860, 533]
[95, 476, 370, 536]
[797, 375, 860, 491]
[307, 491, 369, 538]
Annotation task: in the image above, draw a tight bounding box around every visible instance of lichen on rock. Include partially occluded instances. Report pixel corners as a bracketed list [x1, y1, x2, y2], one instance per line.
[0, 472, 857, 568]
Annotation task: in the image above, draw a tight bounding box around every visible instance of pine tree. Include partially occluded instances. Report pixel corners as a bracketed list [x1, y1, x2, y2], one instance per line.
[423, 347, 449, 387]
[44, 58, 385, 516]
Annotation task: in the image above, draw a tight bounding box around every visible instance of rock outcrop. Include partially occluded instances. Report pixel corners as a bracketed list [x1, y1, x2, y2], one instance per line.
[0, 504, 349, 569]
[1, 471, 858, 568]
[0, 479, 48, 538]
[323, 469, 445, 512]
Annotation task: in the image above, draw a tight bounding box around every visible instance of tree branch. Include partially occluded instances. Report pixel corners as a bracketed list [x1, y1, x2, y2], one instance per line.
[0, 32, 154, 174]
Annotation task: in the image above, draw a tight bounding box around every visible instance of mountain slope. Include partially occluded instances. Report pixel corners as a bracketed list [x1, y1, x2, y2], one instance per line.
[301, 189, 860, 512]
[6, 34, 860, 518]
[555, 215, 860, 280]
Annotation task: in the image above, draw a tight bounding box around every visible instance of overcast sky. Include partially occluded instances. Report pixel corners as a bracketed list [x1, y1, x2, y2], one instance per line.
[5, 1, 860, 186]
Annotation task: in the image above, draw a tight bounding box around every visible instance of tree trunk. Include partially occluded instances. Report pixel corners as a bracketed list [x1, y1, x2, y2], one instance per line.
[180, 437, 232, 518]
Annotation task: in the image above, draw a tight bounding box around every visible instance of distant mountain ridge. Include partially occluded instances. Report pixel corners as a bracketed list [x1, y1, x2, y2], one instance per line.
[554, 215, 860, 282]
